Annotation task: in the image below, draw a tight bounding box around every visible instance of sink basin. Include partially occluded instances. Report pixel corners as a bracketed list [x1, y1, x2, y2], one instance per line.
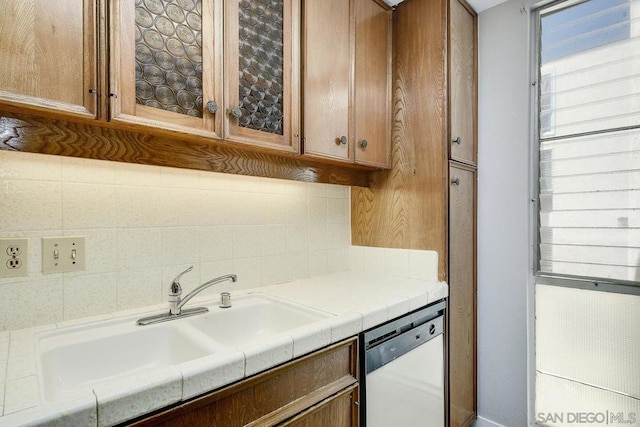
[35, 292, 333, 402]
[36, 317, 225, 401]
[187, 293, 334, 347]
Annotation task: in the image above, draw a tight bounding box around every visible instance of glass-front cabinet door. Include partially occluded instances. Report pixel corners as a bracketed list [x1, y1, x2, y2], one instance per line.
[224, 0, 300, 153]
[110, 0, 224, 139]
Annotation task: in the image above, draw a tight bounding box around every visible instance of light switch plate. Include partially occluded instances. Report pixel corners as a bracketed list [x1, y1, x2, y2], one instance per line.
[42, 236, 86, 274]
[0, 238, 29, 278]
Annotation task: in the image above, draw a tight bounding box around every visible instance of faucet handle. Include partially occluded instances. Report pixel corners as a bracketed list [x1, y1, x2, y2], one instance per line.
[169, 266, 193, 296]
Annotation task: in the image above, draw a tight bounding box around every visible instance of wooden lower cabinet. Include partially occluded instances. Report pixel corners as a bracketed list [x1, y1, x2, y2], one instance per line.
[448, 163, 477, 427]
[279, 385, 359, 427]
[126, 338, 358, 427]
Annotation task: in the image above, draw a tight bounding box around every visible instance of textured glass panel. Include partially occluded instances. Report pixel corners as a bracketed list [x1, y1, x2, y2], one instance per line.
[238, 0, 284, 135]
[135, 0, 203, 117]
[535, 285, 640, 425]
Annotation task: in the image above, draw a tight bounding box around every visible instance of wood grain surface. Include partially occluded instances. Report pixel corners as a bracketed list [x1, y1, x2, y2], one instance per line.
[448, 163, 477, 427]
[449, 0, 477, 165]
[351, 0, 449, 280]
[353, 0, 392, 168]
[0, 0, 96, 118]
[280, 385, 358, 427]
[127, 339, 358, 427]
[0, 111, 369, 186]
[302, 0, 352, 162]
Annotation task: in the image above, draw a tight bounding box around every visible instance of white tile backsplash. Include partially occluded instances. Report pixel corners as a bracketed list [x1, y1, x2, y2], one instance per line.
[116, 228, 162, 271]
[62, 273, 117, 320]
[62, 156, 115, 184]
[0, 151, 61, 181]
[0, 150, 440, 332]
[232, 225, 263, 259]
[308, 250, 328, 277]
[198, 226, 233, 262]
[116, 269, 162, 311]
[351, 245, 439, 282]
[0, 279, 64, 331]
[0, 180, 62, 232]
[62, 183, 117, 229]
[161, 227, 200, 266]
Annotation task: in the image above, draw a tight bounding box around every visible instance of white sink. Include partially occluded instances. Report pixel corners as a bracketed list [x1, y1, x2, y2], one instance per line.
[35, 292, 333, 401]
[186, 293, 334, 347]
[36, 317, 226, 401]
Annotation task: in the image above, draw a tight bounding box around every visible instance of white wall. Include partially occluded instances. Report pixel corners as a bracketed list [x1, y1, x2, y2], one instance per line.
[476, 0, 536, 425]
[0, 151, 351, 331]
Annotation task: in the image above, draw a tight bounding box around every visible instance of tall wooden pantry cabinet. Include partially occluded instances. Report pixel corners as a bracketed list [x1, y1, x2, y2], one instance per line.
[351, 0, 477, 425]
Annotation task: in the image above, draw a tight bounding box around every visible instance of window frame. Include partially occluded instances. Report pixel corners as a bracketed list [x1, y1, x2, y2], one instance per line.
[531, 0, 640, 295]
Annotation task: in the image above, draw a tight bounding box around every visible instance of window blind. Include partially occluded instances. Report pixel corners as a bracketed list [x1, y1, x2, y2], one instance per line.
[538, 0, 640, 283]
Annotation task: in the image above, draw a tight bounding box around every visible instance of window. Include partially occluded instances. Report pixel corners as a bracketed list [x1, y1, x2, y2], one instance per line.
[541, 0, 630, 63]
[534, 3, 640, 423]
[537, 0, 640, 284]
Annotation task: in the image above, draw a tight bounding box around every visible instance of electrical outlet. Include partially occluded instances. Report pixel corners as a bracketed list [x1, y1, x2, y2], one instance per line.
[42, 236, 86, 274]
[0, 238, 29, 278]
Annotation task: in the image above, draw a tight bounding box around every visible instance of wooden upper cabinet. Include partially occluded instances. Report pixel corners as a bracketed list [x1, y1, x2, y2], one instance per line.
[353, 0, 392, 168]
[110, 0, 299, 153]
[110, 0, 224, 139]
[302, 0, 352, 163]
[224, 0, 300, 153]
[0, 0, 97, 119]
[303, 0, 392, 168]
[449, 0, 477, 165]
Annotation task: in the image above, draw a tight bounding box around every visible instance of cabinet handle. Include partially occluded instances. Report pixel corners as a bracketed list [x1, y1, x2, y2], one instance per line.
[229, 106, 242, 119]
[451, 177, 460, 186]
[453, 136, 462, 145]
[338, 136, 348, 145]
[360, 139, 368, 149]
[206, 101, 218, 114]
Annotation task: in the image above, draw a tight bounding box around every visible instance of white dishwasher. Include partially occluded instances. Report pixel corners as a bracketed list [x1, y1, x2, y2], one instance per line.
[361, 300, 446, 427]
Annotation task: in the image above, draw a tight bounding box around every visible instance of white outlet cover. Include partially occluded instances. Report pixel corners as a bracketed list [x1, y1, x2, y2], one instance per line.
[42, 236, 86, 274]
[0, 238, 29, 278]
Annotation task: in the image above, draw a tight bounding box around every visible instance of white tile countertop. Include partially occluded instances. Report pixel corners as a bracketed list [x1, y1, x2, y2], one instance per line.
[0, 271, 447, 427]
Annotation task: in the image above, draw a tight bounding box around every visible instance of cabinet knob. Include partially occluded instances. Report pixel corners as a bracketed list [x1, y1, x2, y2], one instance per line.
[338, 136, 348, 145]
[451, 177, 460, 186]
[206, 101, 218, 114]
[453, 136, 462, 145]
[360, 139, 368, 149]
[229, 106, 242, 119]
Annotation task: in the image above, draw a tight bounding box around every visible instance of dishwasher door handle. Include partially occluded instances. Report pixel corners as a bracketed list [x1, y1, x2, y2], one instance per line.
[365, 315, 444, 374]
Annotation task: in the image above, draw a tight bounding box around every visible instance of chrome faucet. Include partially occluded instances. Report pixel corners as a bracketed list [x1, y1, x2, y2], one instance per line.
[137, 266, 237, 326]
[169, 266, 237, 315]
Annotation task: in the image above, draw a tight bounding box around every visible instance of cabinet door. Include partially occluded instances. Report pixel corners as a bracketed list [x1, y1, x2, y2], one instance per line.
[353, 0, 392, 168]
[110, 0, 223, 139]
[279, 385, 359, 427]
[449, 0, 476, 165]
[224, 0, 300, 153]
[0, 0, 97, 119]
[448, 164, 477, 427]
[129, 339, 358, 427]
[302, 0, 351, 163]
